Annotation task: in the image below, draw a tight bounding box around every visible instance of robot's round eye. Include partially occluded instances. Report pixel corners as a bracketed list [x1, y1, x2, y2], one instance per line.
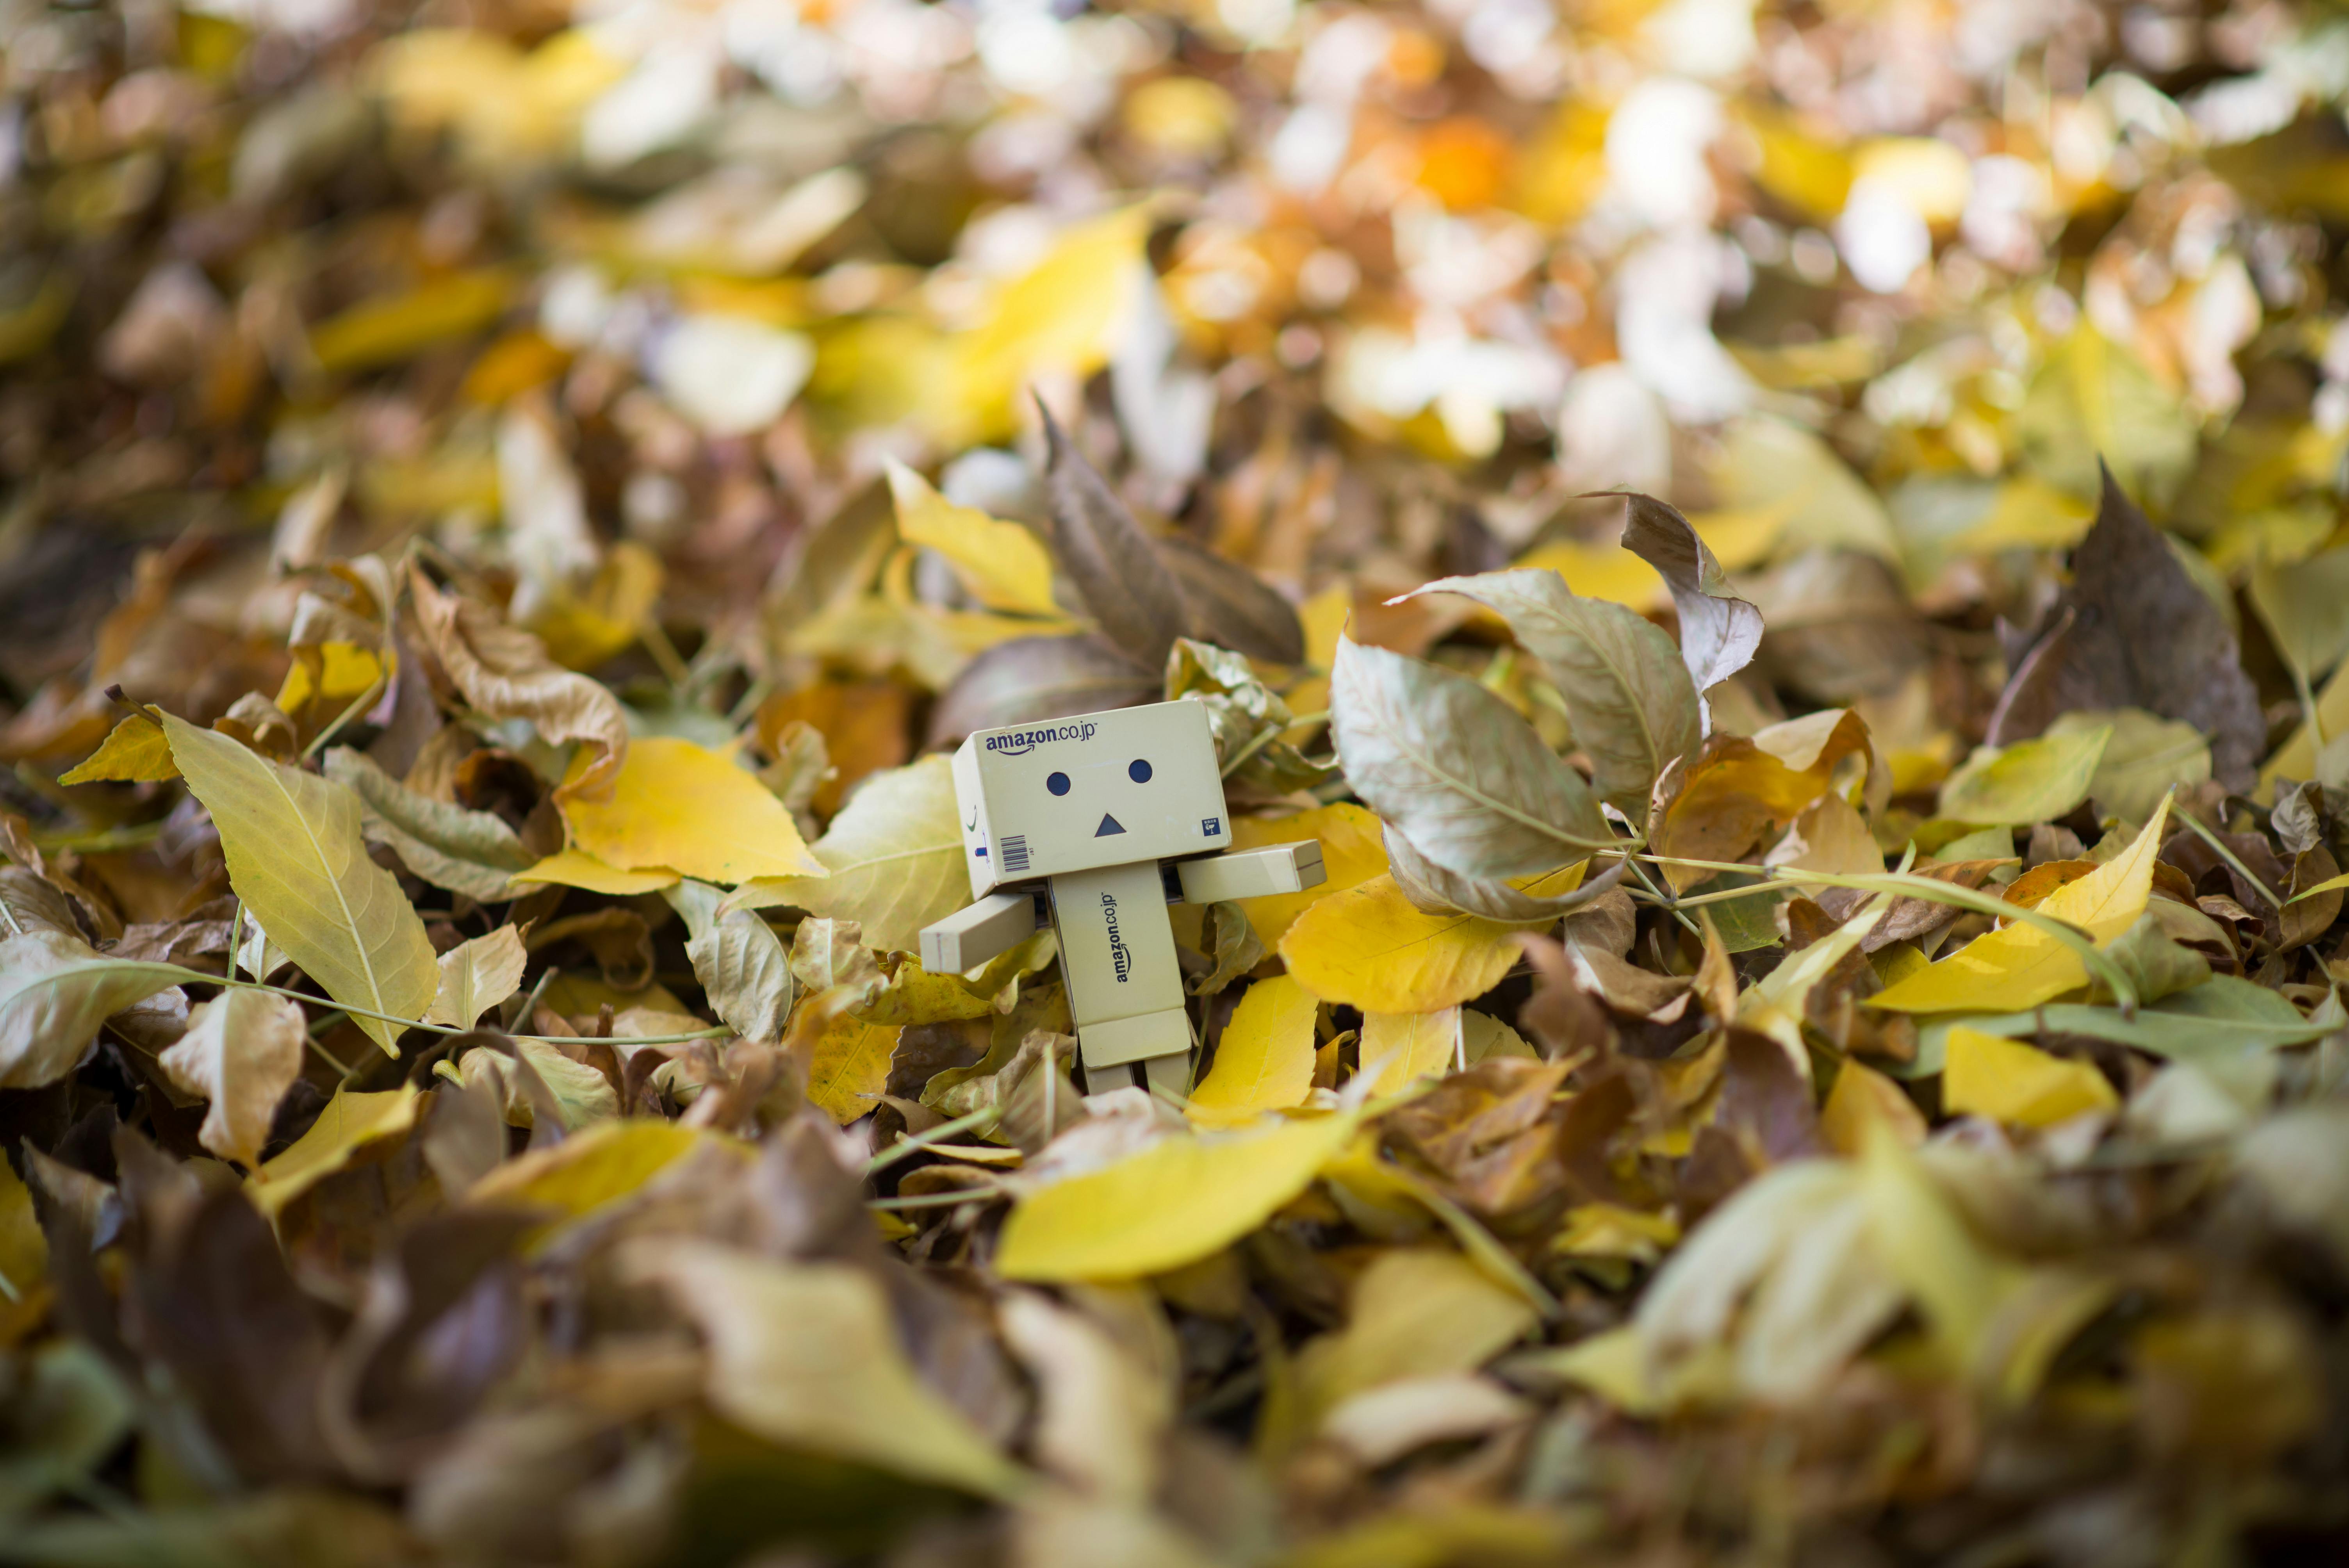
[1128, 759, 1153, 783]
[1046, 771, 1071, 796]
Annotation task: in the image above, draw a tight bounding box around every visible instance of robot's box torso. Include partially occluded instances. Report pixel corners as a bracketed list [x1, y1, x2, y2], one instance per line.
[952, 700, 1232, 896]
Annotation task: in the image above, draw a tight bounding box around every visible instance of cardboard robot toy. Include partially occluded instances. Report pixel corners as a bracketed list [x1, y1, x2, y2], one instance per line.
[920, 700, 1326, 1094]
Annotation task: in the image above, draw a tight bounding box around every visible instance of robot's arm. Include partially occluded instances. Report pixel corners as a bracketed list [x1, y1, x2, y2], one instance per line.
[920, 891, 1044, 975]
[1173, 841, 1326, 904]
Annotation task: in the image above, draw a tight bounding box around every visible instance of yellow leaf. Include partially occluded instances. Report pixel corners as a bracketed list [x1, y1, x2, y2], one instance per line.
[1871, 797, 2170, 1014]
[886, 460, 1060, 617]
[559, 735, 826, 885]
[308, 269, 513, 374]
[628, 1244, 1028, 1498]
[0, 1143, 50, 1300]
[512, 848, 680, 895]
[953, 207, 1150, 440]
[250, 1085, 420, 1219]
[727, 755, 968, 955]
[1292, 1249, 1538, 1434]
[1818, 1058, 1927, 1156]
[1280, 867, 1580, 1014]
[1857, 1123, 2020, 1372]
[524, 540, 664, 672]
[1943, 1026, 2119, 1128]
[804, 1015, 898, 1124]
[161, 715, 437, 1056]
[2260, 658, 2349, 803]
[1510, 538, 1664, 610]
[59, 714, 178, 785]
[1358, 1008, 1460, 1094]
[1230, 802, 1389, 947]
[426, 925, 528, 1029]
[997, 1112, 1358, 1281]
[1189, 975, 1319, 1126]
[469, 1119, 733, 1235]
[276, 642, 386, 718]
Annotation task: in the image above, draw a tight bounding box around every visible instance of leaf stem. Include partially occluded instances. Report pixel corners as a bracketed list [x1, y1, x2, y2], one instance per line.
[2173, 808, 2283, 911]
[866, 1106, 1003, 1174]
[868, 1186, 1006, 1210]
[1636, 853, 2142, 1014]
[301, 677, 387, 761]
[1616, 851, 1703, 938]
[209, 973, 734, 1048]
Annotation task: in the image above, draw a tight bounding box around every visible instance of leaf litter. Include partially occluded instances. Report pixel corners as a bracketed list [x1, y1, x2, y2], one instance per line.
[5, 1, 2349, 1565]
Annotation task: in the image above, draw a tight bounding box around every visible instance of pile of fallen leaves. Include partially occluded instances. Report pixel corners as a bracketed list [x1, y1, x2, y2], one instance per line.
[8, 0, 2349, 1561]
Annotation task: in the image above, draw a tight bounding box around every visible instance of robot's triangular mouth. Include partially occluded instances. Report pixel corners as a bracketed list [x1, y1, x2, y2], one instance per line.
[1094, 813, 1126, 837]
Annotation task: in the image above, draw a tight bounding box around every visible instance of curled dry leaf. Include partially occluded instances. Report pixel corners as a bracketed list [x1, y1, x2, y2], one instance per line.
[1038, 404, 1188, 671]
[158, 987, 307, 1169]
[1619, 493, 1765, 707]
[927, 633, 1160, 747]
[426, 925, 529, 1030]
[408, 567, 631, 805]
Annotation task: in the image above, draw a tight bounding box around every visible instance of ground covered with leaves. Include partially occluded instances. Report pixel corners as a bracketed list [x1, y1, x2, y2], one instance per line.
[7, 0, 2349, 1563]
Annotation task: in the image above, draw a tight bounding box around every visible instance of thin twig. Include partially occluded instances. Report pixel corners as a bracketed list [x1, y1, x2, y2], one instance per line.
[866, 1106, 1004, 1174]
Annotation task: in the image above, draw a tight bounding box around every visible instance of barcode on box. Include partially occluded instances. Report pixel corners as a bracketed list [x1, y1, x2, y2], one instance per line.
[1000, 835, 1030, 874]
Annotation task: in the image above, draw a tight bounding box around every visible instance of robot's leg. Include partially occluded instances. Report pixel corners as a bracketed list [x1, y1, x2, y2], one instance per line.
[1134, 1048, 1191, 1098]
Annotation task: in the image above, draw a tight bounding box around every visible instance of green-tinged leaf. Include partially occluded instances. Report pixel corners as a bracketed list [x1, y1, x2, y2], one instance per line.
[322, 747, 534, 901]
[457, 1038, 617, 1130]
[158, 987, 307, 1169]
[1331, 636, 1613, 882]
[2014, 326, 2198, 506]
[58, 714, 178, 785]
[626, 1242, 1028, 1498]
[0, 931, 194, 1089]
[1709, 415, 1900, 562]
[1403, 570, 1698, 814]
[665, 880, 793, 1045]
[1938, 726, 2111, 826]
[2251, 545, 2349, 694]
[2046, 709, 2209, 824]
[162, 715, 436, 1055]
[251, 1084, 421, 1218]
[725, 755, 969, 955]
[998, 1112, 1359, 1281]
[1189, 974, 1318, 1126]
[1917, 977, 2317, 1103]
[0, 1343, 134, 1521]
[426, 925, 528, 1028]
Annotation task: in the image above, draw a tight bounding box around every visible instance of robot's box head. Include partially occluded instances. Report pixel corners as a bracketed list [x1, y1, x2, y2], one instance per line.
[952, 700, 1233, 895]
